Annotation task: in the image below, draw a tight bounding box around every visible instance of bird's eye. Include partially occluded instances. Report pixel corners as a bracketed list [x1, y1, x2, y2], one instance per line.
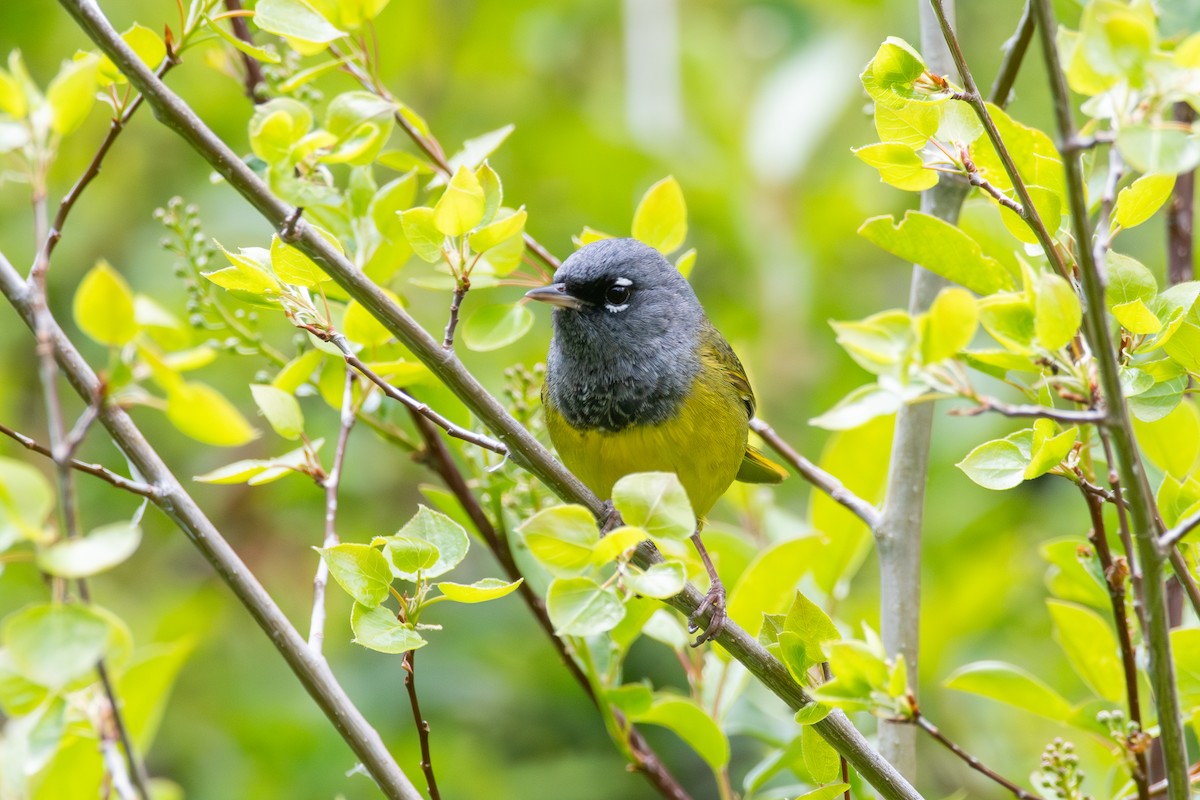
[605, 283, 631, 305]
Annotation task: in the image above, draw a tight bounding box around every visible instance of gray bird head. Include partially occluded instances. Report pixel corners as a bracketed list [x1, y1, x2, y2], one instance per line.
[526, 238, 705, 431]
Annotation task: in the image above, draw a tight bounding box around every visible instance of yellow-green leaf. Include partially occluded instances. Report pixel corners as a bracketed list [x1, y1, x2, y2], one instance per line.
[1114, 173, 1175, 230]
[73, 260, 138, 346]
[1034, 273, 1081, 351]
[400, 207, 445, 263]
[853, 142, 938, 192]
[249, 384, 304, 440]
[433, 165, 486, 237]
[468, 208, 526, 254]
[921, 287, 977, 363]
[46, 54, 99, 136]
[631, 176, 687, 254]
[165, 382, 258, 447]
[1113, 298, 1162, 334]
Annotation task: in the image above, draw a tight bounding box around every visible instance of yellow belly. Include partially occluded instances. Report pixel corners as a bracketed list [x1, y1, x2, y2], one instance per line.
[545, 374, 749, 518]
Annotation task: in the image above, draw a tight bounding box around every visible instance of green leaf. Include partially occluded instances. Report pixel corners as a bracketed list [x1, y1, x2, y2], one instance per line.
[727, 536, 823, 637]
[546, 576, 625, 635]
[519, 505, 599, 576]
[1172, 628, 1200, 710]
[1130, 375, 1188, 422]
[859, 212, 1013, 295]
[796, 784, 851, 800]
[4, 604, 111, 690]
[73, 260, 138, 347]
[249, 384, 304, 440]
[0, 67, 27, 118]
[1046, 600, 1124, 703]
[1025, 422, 1077, 479]
[192, 440, 317, 486]
[344, 292, 402, 348]
[272, 349, 325, 394]
[475, 162, 503, 225]
[468, 208, 527, 253]
[979, 293, 1036, 352]
[209, 242, 283, 297]
[165, 382, 258, 447]
[433, 165, 486, 236]
[921, 286, 978, 363]
[386, 506, 469, 580]
[589, 525, 649, 565]
[802, 724, 841, 784]
[1113, 299, 1162, 334]
[675, 248, 697, 279]
[1114, 173, 1175, 230]
[631, 696, 729, 769]
[625, 561, 687, 599]
[46, 54, 99, 136]
[606, 683, 654, 716]
[436, 577, 523, 603]
[612, 472, 695, 541]
[832, 310, 915, 377]
[873, 102, 940, 149]
[442, 125, 515, 177]
[269, 234, 326, 287]
[370, 172, 418, 241]
[254, 0, 346, 44]
[1035, 273, 1082, 351]
[36, 522, 141, 579]
[350, 603, 426, 654]
[944, 660, 1074, 721]
[1117, 125, 1200, 175]
[204, 14, 282, 65]
[853, 143, 937, 192]
[383, 536, 440, 574]
[0, 457, 54, 544]
[860, 36, 929, 108]
[400, 207, 445, 263]
[1041, 537, 1109, 610]
[462, 302, 534, 352]
[793, 702, 832, 726]
[1105, 251, 1158, 307]
[784, 592, 840, 668]
[98, 24, 169, 85]
[631, 176, 687, 254]
[998, 186, 1062, 245]
[957, 430, 1033, 490]
[936, 99, 983, 145]
[316, 543, 392, 608]
[1133, 401, 1200, 477]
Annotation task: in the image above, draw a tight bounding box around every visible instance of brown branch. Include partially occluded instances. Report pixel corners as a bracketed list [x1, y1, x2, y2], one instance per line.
[951, 399, 1104, 424]
[750, 418, 881, 529]
[1159, 508, 1200, 551]
[0, 422, 160, 498]
[1167, 548, 1200, 618]
[1083, 490, 1150, 800]
[221, 0, 267, 102]
[1167, 103, 1196, 285]
[987, 0, 1035, 107]
[913, 712, 1045, 800]
[401, 650, 441, 800]
[442, 283, 466, 349]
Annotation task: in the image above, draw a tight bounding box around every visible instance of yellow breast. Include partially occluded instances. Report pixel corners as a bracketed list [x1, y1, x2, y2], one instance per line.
[545, 368, 749, 518]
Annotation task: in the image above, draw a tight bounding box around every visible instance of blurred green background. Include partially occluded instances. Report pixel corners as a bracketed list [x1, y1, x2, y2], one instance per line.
[0, 0, 1185, 798]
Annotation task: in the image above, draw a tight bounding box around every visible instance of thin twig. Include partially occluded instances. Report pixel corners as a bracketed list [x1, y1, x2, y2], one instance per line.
[961, 150, 1023, 214]
[401, 650, 441, 800]
[951, 399, 1104, 424]
[930, 0, 1071, 280]
[987, 0, 1035, 107]
[1159, 508, 1200, 551]
[0, 422, 159, 498]
[320, 332, 506, 455]
[913, 712, 1045, 800]
[1095, 146, 1124, 269]
[309, 366, 357, 654]
[1167, 547, 1200, 618]
[442, 283, 466, 349]
[750, 418, 881, 529]
[1083, 489, 1150, 800]
[1030, 0, 1191, 793]
[57, 10, 923, 795]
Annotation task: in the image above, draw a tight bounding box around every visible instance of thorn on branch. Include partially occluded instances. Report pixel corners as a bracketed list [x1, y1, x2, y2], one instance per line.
[281, 206, 305, 243]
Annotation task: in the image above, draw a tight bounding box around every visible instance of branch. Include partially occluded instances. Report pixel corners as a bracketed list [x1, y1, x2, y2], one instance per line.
[1029, 0, 1191, 794]
[59, 6, 923, 795]
[950, 399, 1105, 424]
[0, 250, 423, 800]
[1167, 103, 1196, 285]
[987, 0, 1035, 107]
[323, 333, 506, 455]
[309, 366, 357, 653]
[913, 712, 1045, 800]
[1083, 490, 1150, 799]
[221, 0, 267, 102]
[1159, 508, 1200, 551]
[929, 0, 1071, 281]
[0, 422, 160, 498]
[401, 650, 441, 800]
[750, 418, 881, 529]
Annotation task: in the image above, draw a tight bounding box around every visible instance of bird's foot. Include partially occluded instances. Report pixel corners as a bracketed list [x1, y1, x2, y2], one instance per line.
[688, 578, 726, 647]
[599, 500, 623, 535]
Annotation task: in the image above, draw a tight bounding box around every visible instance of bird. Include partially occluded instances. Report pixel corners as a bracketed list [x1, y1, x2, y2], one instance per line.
[525, 237, 787, 645]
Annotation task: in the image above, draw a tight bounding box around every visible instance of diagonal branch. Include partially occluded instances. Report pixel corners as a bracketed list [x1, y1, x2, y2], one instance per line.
[0, 250, 422, 800]
[987, 0, 1035, 107]
[58, 4, 923, 796]
[1159, 509, 1200, 551]
[0, 422, 160, 498]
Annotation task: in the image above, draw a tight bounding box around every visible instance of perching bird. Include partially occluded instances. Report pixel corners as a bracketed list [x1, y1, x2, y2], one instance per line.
[525, 238, 787, 644]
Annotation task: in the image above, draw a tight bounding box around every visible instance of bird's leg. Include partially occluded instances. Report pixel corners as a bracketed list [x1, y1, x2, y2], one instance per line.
[598, 500, 623, 536]
[687, 527, 726, 647]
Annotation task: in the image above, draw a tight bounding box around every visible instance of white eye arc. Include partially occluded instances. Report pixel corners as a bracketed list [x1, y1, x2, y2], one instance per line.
[605, 302, 630, 313]
[613, 277, 632, 287]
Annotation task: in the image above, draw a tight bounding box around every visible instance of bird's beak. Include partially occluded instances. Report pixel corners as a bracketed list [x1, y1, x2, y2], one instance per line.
[524, 283, 587, 310]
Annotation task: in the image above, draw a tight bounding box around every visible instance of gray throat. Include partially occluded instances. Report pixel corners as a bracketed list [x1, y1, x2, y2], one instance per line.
[546, 310, 702, 432]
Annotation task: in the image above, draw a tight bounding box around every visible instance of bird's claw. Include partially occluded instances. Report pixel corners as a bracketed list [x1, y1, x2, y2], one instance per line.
[688, 578, 726, 647]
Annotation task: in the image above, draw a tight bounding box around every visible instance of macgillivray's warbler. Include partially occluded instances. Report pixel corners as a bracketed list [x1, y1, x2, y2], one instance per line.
[525, 238, 787, 645]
